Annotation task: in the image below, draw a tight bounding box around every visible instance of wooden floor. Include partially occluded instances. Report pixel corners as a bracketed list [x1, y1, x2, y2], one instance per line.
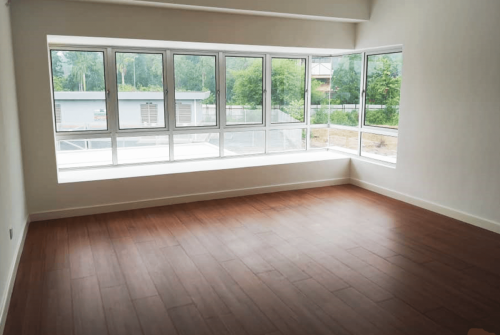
[4, 185, 500, 335]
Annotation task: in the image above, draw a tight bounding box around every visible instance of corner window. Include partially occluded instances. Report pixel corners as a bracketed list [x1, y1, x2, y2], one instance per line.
[49, 44, 402, 173]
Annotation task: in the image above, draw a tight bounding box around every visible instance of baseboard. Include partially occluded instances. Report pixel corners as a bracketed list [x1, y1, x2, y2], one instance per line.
[0, 215, 30, 335]
[350, 178, 500, 235]
[30, 178, 350, 222]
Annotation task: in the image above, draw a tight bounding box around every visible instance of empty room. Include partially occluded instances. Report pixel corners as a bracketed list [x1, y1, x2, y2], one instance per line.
[1, 0, 500, 334]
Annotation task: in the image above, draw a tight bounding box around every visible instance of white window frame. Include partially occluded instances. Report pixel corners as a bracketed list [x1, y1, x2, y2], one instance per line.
[48, 43, 401, 171]
[113, 48, 168, 131]
[309, 47, 402, 163]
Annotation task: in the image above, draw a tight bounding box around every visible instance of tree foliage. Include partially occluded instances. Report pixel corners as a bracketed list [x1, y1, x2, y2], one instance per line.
[174, 55, 216, 104]
[365, 53, 402, 127]
[51, 51, 105, 92]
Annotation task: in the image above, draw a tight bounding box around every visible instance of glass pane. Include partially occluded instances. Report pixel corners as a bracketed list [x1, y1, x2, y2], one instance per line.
[361, 133, 398, 163]
[51, 50, 107, 132]
[271, 58, 306, 123]
[56, 138, 112, 168]
[310, 54, 361, 126]
[329, 129, 358, 153]
[226, 57, 263, 125]
[174, 133, 219, 160]
[365, 52, 403, 129]
[310, 128, 329, 149]
[268, 129, 306, 152]
[117, 136, 169, 164]
[224, 131, 265, 156]
[174, 55, 217, 127]
[116, 53, 165, 129]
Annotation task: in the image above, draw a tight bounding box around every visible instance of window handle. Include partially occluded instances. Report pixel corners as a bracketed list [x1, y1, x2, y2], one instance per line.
[106, 89, 110, 98]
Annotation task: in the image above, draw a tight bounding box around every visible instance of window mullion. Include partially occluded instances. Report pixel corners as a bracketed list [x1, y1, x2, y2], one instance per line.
[166, 50, 175, 161]
[265, 54, 272, 154]
[306, 55, 312, 151]
[219, 52, 226, 157]
[358, 51, 368, 157]
[106, 47, 119, 165]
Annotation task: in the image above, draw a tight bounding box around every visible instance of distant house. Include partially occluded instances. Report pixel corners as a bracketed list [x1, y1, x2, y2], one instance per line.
[53, 91, 211, 131]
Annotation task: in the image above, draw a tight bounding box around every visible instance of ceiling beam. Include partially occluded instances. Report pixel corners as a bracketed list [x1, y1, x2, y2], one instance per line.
[60, 0, 371, 22]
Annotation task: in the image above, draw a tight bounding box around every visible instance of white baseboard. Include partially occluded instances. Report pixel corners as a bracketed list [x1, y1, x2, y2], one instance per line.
[0, 215, 30, 335]
[30, 178, 350, 222]
[350, 178, 500, 235]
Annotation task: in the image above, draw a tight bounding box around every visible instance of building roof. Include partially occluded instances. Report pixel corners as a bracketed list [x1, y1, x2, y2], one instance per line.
[54, 91, 211, 100]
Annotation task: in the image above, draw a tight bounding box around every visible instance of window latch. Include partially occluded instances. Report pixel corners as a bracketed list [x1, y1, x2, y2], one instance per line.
[106, 89, 110, 98]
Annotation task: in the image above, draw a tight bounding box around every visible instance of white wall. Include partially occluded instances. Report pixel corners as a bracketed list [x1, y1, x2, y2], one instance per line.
[0, 2, 28, 333]
[353, 0, 500, 226]
[9, 0, 355, 216]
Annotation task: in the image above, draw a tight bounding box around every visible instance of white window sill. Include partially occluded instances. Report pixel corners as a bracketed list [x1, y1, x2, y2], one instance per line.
[58, 151, 350, 184]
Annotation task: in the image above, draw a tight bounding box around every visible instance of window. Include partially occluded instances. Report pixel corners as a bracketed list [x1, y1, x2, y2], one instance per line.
[116, 52, 165, 129]
[174, 133, 220, 160]
[361, 133, 398, 163]
[224, 131, 265, 156]
[268, 129, 306, 152]
[117, 136, 169, 164]
[271, 58, 306, 123]
[174, 54, 217, 128]
[225, 56, 264, 125]
[309, 50, 402, 162]
[364, 52, 403, 129]
[50, 50, 107, 132]
[329, 129, 358, 154]
[49, 44, 402, 172]
[310, 54, 361, 126]
[56, 138, 112, 168]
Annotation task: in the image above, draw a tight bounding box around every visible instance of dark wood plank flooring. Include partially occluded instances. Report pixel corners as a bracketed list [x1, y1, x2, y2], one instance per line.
[4, 185, 500, 335]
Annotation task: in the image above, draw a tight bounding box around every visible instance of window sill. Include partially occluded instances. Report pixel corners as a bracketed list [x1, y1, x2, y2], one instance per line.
[58, 151, 349, 184]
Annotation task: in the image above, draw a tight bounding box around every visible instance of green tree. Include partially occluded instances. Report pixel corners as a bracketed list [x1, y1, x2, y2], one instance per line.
[365, 53, 403, 127]
[230, 59, 263, 108]
[331, 54, 362, 105]
[57, 51, 104, 92]
[116, 53, 136, 87]
[174, 55, 216, 104]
